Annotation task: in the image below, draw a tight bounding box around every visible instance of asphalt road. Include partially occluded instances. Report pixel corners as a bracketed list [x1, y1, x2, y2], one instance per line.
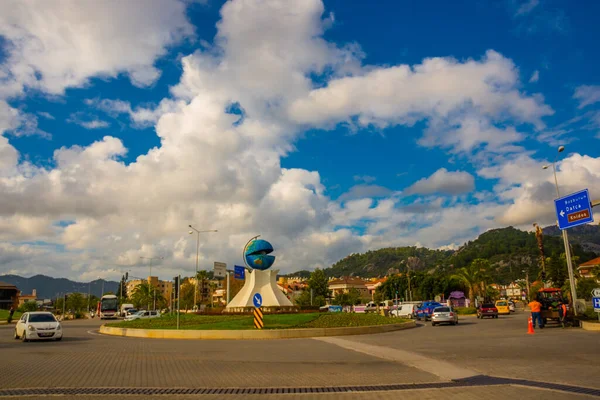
[0, 311, 598, 399]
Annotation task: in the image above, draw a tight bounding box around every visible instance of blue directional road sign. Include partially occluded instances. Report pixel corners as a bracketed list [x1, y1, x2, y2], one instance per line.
[593, 297, 600, 311]
[253, 293, 262, 308]
[234, 265, 245, 280]
[554, 189, 594, 230]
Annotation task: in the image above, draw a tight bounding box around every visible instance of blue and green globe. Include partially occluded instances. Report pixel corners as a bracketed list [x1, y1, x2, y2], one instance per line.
[244, 239, 275, 270]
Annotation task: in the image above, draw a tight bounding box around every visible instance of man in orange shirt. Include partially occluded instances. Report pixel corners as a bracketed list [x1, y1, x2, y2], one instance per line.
[528, 299, 543, 329]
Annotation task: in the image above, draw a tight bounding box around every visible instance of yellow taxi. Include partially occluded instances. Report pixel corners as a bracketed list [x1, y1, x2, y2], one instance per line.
[495, 300, 510, 315]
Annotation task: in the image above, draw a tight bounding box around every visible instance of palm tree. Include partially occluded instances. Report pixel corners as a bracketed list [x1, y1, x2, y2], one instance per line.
[131, 282, 153, 310]
[195, 270, 209, 306]
[451, 259, 489, 306]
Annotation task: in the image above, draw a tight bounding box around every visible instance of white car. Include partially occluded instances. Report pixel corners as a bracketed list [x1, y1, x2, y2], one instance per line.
[14, 311, 63, 342]
[124, 310, 160, 321]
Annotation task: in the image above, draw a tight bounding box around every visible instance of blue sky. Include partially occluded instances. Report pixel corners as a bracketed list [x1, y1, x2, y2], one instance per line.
[0, 0, 599, 280]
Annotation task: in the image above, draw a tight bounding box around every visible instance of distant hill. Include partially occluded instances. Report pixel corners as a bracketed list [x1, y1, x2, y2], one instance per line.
[543, 224, 600, 254]
[0, 274, 118, 299]
[287, 225, 599, 282]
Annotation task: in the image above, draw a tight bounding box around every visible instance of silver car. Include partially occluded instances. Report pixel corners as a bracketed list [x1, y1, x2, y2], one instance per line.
[431, 306, 458, 326]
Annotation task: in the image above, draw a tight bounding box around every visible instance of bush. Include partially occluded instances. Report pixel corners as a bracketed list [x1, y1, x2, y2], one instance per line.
[455, 307, 477, 315]
[18, 301, 39, 313]
[578, 307, 599, 321]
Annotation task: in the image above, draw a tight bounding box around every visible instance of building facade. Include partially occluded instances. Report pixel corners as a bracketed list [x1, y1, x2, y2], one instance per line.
[126, 277, 173, 304]
[0, 281, 18, 310]
[328, 277, 369, 298]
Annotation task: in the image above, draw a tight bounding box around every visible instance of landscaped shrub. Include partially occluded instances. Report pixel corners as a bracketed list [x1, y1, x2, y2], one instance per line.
[454, 307, 477, 315]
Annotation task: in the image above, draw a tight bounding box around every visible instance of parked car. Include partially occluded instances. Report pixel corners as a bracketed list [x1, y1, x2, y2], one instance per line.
[390, 303, 418, 318]
[431, 306, 458, 326]
[415, 302, 443, 321]
[120, 303, 135, 317]
[125, 309, 138, 316]
[14, 311, 63, 342]
[495, 300, 510, 315]
[477, 303, 498, 319]
[364, 302, 378, 313]
[124, 310, 160, 321]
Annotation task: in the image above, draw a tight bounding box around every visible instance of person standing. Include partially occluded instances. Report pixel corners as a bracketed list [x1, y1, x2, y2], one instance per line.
[559, 301, 568, 328]
[528, 298, 543, 329]
[7, 306, 15, 323]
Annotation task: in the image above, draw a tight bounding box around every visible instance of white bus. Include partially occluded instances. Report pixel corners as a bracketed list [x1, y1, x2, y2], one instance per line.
[98, 295, 119, 319]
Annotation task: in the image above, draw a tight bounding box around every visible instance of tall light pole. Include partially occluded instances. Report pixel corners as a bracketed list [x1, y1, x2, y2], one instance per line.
[139, 256, 164, 311]
[188, 225, 217, 309]
[542, 145, 579, 315]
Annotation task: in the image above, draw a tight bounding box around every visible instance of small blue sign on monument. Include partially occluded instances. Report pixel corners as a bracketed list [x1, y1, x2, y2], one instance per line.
[253, 293, 262, 308]
[234, 265, 245, 280]
[554, 189, 594, 230]
[593, 297, 600, 311]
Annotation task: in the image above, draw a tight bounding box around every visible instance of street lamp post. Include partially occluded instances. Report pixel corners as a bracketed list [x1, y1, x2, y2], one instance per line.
[139, 256, 164, 311]
[188, 225, 218, 309]
[542, 145, 579, 315]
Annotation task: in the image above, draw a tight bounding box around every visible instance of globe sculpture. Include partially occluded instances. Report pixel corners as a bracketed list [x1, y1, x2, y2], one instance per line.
[244, 239, 275, 271]
[225, 237, 295, 312]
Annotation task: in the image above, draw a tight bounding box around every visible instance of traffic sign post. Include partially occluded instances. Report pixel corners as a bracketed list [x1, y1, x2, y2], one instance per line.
[234, 265, 245, 280]
[253, 293, 263, 329]
[593, 295, 600, 322]
[554, 189, 594, 230]
[553, 189, 595, 317]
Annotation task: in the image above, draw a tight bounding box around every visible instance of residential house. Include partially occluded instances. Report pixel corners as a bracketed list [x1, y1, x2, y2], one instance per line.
[18, 289, 37, 306]
[0, 281, 18, 310]
[126, 277, 173, 304]
[328, 277, 369, 298]
[578, 257, 600, 280]
[365, 278, 387, 298]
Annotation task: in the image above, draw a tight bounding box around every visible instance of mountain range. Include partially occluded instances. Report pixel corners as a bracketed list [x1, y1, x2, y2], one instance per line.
[0, 275, 119, 299]
[2, 224, 599, 297]
[286, 224, 600, 281]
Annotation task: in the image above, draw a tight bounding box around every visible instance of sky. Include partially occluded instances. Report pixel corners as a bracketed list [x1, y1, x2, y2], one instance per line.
[1, 0, 599, 282]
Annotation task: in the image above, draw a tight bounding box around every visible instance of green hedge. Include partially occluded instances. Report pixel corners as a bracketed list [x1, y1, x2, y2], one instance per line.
[454, 307, 477, 315]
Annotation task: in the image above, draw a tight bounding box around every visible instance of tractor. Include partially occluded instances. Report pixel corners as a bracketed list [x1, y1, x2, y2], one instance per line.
[536, 288, 570, 326]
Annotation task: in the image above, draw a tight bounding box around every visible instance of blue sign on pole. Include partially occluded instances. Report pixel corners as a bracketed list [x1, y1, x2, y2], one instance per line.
[234, 265, 245, 280]
[554, 189, 594, 230]
[593, 297, 600, 311]
[253, 293, 262, 308]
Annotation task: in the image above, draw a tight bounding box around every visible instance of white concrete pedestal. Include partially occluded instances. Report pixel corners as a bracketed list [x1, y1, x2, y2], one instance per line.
[225, 269, 294, 312]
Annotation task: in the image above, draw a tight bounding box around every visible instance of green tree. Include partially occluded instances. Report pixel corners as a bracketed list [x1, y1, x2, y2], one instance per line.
[332, 292, 350, 306]
[131, 282, 153, 309]
[294, 290, 311, 307]
[347, 288, 362, 306]
[307, 269, 329, 298]
[18, 301, 38, 312]
[546, 252, 568, 287]
[116, 276, 128, 300]
[195, 270, 210, 305]
[66, 292, 87, 313]
[577, 278, 598, 301]
[179, 282, 195, 311]
[451, 259, 489, 305]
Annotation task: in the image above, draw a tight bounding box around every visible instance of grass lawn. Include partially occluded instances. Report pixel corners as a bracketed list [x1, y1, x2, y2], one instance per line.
[106, 312, 408, 330]
[0, 309, 21, 321]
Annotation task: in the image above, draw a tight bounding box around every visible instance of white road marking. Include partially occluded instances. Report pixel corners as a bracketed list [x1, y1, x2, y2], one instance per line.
[314, 336, 479, 381]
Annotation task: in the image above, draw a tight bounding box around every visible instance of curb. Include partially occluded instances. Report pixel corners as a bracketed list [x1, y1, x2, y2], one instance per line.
[581, 320, 600, 332]
[99, 320, 416, 340]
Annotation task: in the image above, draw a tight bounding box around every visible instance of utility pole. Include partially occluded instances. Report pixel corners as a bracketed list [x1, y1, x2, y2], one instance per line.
[226, 271, 231, 305]
[543, 146, 579, 315]
[177, 274, 181, 330]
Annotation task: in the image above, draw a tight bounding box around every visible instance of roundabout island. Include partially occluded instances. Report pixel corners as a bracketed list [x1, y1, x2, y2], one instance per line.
[100, 312, 416, 340]
[101, 238, 415, 340]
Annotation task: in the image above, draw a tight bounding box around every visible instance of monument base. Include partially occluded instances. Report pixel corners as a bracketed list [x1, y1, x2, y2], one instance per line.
[224, 269, 297, 313]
